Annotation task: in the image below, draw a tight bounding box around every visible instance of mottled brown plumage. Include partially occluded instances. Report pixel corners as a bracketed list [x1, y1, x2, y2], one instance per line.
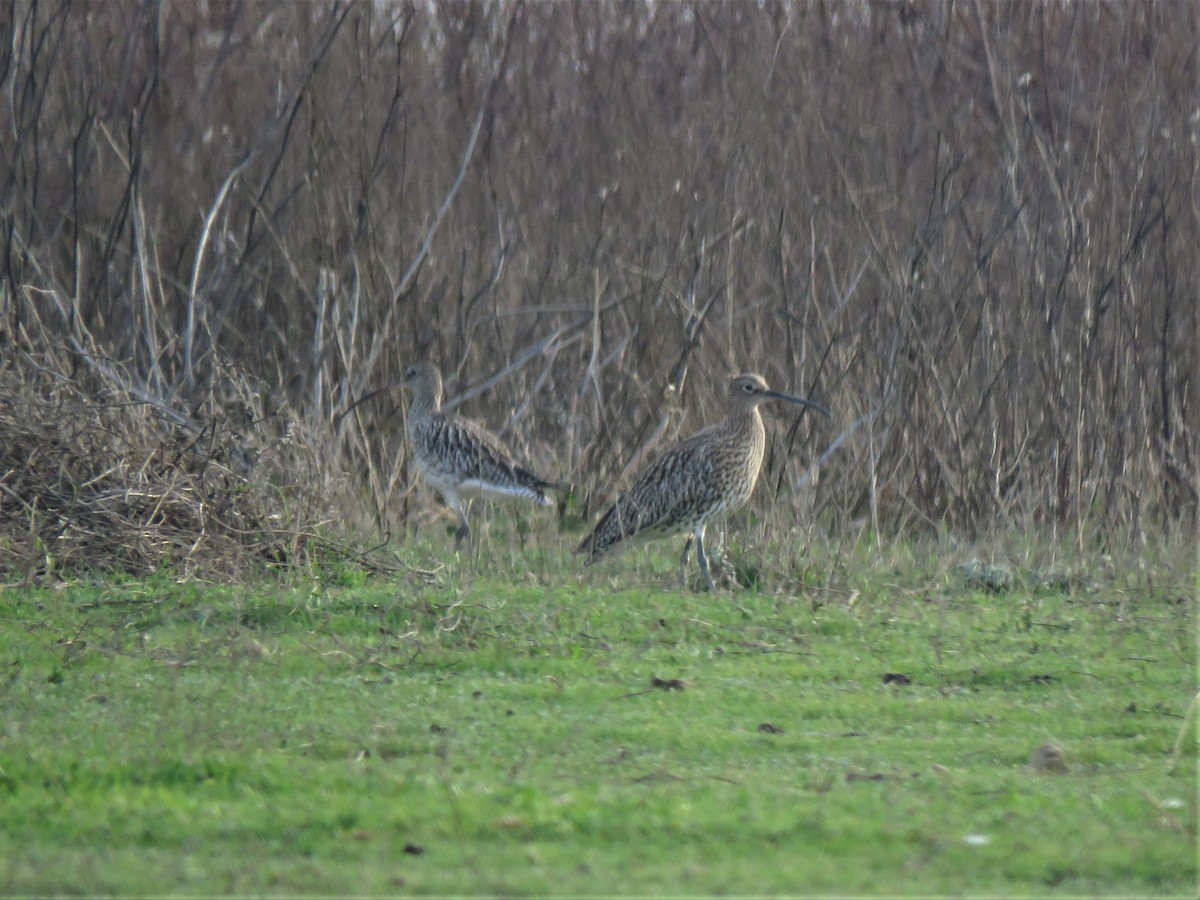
[577, 374, 828, 589]
[399, 363, 556, 548]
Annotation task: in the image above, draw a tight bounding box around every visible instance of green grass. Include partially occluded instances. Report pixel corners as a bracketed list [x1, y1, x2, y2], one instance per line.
[0, 531, 1195, 896]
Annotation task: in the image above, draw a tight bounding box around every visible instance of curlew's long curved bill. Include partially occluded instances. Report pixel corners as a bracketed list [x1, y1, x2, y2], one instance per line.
[763, 389, 831, 418]
[337, 376, 409, 423]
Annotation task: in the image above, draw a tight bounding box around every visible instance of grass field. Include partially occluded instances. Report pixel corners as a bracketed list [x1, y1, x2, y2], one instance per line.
[1, 532, 1195, 896]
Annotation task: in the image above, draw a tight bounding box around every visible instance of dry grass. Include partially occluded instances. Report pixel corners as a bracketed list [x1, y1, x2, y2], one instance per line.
[0, 310, 335, 580]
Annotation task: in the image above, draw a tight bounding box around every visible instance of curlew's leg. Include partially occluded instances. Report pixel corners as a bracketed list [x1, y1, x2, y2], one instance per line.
[453, 518, 471, 550]
[679, 537, 693, 589]
[694, 525, 716, 591]
[447, 491, 471, 550]
[709, 522, 726, 568]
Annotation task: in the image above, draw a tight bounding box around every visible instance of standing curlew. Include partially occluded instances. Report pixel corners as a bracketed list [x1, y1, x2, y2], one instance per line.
[576, 373, 829, 590]
[397, 362, 557, 548]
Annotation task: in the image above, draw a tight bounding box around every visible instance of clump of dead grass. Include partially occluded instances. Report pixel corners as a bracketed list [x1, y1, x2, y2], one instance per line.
[0, 349, 336, 582]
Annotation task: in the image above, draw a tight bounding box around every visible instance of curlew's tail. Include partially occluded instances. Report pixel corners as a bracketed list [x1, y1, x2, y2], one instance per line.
[575, 500, 642, 563]
[575, 528, 612, 563]
[514, 465, 569, 504]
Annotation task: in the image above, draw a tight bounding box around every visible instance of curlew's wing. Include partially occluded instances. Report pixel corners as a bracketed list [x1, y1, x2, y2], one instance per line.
[416, 412, 555, 505]
[577, 429, 722, 560]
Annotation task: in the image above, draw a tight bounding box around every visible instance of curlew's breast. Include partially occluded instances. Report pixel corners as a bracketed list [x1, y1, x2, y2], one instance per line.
[665, 414, 767, 533]
[709, 414, 766, 510]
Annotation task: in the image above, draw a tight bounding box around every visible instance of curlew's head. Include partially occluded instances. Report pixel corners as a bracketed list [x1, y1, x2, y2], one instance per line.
[398, 362, 444, 412]
[727, 373, 830, 416]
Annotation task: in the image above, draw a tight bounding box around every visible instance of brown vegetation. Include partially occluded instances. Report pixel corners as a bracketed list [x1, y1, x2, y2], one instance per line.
[0, 304, 332, 578]
[1, 1, 1195, 576]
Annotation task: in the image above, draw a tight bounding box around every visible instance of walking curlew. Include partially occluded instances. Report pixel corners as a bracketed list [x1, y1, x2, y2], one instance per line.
[397, 362, 557, 549]
[576, 373, 829, 590]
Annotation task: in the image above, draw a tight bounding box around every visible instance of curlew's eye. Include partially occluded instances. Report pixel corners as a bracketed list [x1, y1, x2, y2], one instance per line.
[742, 383, 755, 393]
[405, 366, 418, 379]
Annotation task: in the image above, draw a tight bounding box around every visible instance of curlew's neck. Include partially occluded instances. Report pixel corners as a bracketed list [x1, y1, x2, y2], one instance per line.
[407, 381, 442, 419]
[722, 404, 766, 449]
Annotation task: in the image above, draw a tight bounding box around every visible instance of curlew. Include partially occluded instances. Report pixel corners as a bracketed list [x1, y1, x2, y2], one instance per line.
[397, 362, 557, 548]
[576, 373, 828, 589]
